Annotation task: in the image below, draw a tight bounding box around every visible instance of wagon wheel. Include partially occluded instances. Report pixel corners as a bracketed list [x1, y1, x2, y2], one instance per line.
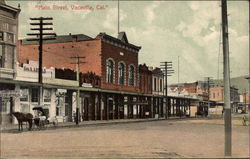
[52, 118, 58, 127]
[38, 120, 46, 129]
[33, 118, 41, 130]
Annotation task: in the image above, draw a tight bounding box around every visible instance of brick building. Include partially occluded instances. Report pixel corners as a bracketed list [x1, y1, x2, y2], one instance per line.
[170, 81, 208, 100]
[17, 32, 149, 121]
[18, 32, 140, 92]
[0, 26, 196, 125]
[138, 64, 152, 94]
[209, 86, 240, 112]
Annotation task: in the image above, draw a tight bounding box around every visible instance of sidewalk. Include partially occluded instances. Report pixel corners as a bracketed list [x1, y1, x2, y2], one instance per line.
[0, 117, 174, 132]
[1, 116, 211, 132]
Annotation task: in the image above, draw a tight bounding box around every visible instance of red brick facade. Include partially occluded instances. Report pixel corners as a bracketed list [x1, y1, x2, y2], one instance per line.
[18, 39, 102, 75]
[179, 82, 198, 94]
[100, 41, 139, 92]
[18, 33, 141, 92]
[139, 64, 152, 94]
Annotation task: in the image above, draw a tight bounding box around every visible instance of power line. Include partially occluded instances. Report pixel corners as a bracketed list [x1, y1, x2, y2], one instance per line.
[27, 17, 56, 107]
[70, 56, 86, 125]
[178, 56, 180, 96]
[160, 61, 174, 119]
[118, 0, 120, 35]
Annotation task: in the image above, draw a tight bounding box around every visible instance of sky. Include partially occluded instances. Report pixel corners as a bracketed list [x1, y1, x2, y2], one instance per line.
[7, 0, 249, 84]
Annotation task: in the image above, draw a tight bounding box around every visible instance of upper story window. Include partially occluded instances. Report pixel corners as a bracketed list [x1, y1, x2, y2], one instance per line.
[139, 75, 142, 89]
[6, 33, 14, 43]
[106, 59, 114, 83]
[148, 76, 151, 91]
[129, 65, 135, 86]
[0, 45, 4, 68]
[154, 77, 157, 91]
[0, 32, 3, 41]
[160, 79, 163, 91]
[118, 62, 125, 85]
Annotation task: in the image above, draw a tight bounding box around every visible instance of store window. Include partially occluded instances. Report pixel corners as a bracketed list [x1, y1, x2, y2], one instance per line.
[44, 89, 51, 103]
[31, 88, 38, 102]
[1, 98, 10, 113]
[20, 103, 29, 113]
[56, 96, 64, 116]
[20, 87, 29, 102]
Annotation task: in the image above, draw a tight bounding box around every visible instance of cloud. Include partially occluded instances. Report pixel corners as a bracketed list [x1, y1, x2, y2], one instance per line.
[189, 1, 200, 11]
[143, 2, 161, 24]
[11, 0, 248, 82]
[103, 8, 127, 31]
[176, 1, 221, 46]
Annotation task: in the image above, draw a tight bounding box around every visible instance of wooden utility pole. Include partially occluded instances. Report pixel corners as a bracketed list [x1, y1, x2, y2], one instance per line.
[27, 17, 56, 106]
[70, 56, 86, 125]
[205, 77, 213, 115]
[160, 61, 174, 119]
[178, 56, 180, 96]
[117, 0, 120, 34]
[221, 0, 232, 156]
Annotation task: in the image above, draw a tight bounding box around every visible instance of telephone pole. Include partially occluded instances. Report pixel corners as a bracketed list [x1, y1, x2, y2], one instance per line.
[160, 61, 174, 119]
[117, 0, 120, 34]
[70, 56, 86, 125]
[178, 56, 180, 96]
[27, 17, 56, 106]
[205, 77, 213, 113]
[221, 0, 232, 156]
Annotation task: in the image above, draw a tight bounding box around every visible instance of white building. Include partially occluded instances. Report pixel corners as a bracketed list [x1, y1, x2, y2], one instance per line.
[13, 60, 78, 123]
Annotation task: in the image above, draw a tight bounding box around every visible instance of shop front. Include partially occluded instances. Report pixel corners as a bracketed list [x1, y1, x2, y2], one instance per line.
[0, 83, 18, 125]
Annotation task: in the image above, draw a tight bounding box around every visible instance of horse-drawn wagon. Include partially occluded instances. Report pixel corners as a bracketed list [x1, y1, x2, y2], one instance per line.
[33, 106, 58, 129]
[12, 106, 58, 131]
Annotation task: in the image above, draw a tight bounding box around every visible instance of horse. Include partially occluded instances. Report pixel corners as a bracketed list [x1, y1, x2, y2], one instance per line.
[12, 112, 33, 131]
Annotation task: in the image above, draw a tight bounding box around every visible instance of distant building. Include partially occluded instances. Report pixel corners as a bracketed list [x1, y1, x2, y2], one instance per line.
[138, 64, 152, 94]
[169, 81, 208, 100]
[151, 67, 164, 96]
[241, 92, 249, 105]
[209, 86, 240, 112]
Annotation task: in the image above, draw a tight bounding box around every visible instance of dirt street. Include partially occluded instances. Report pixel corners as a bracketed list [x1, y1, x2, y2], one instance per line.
[1, 118, 249, 158]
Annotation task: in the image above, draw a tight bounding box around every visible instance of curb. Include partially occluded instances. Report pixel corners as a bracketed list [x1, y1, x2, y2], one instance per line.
[1, 117, 194, 133]
[1, 118, 166, 133]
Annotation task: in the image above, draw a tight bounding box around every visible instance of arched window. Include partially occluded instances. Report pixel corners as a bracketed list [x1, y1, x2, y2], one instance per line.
[106, 59, 114, 83]
[129, 65, 135, 86]
[118, 62, 125, 85]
